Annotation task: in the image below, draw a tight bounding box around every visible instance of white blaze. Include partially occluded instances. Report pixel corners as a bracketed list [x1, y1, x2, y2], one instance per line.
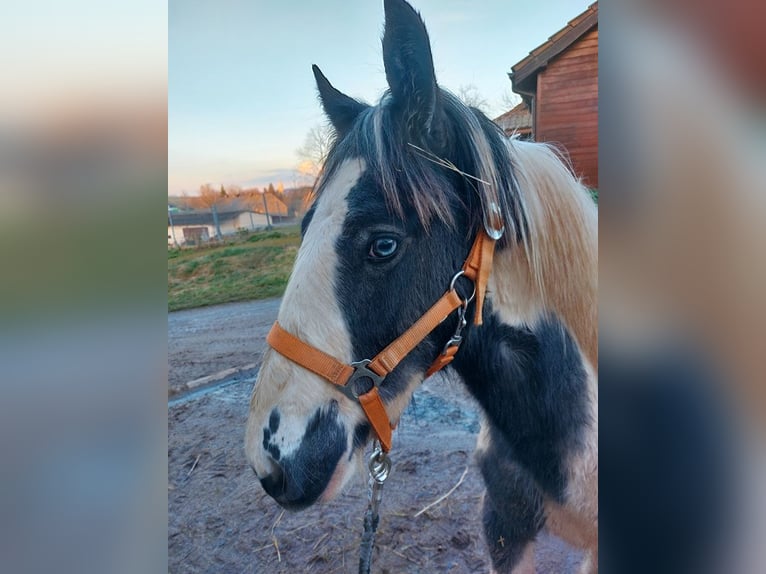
[246, 159, 367, 476]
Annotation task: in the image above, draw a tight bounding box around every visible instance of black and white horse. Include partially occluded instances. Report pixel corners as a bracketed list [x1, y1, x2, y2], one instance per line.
[245, 1, 597, 571]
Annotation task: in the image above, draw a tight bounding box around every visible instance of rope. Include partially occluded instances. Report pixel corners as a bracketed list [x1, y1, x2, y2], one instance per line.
[358, 491, 380, 574]
[358, 443, 391, 574]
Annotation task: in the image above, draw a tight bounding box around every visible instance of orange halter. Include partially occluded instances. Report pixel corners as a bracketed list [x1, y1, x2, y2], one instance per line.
[266, 229, 498, 452]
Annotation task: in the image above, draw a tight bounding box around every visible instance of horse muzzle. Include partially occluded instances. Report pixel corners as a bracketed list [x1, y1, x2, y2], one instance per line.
[246, 401, 349, 510]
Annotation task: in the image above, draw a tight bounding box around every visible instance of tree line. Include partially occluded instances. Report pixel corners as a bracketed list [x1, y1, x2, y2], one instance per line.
[172, 182, 312, 219]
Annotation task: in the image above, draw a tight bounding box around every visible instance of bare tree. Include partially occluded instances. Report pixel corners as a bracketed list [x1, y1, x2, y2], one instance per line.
[500, 87, 522, 110]
[226, 184, 243, 198]
[193, 184, 220, 209]
[456, 84, 489, 113]
[296, 123, 335, 179]
[194, 183, 224, 239]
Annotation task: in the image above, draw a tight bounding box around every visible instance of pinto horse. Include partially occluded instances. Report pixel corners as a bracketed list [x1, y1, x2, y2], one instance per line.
[245, 0, 597, 571]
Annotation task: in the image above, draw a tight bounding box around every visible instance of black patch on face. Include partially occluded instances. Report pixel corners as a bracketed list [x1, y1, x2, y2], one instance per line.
[262, 426, 281, 462]
[259, 400, 346, 510]
[266, 442, 281, 461]
[334, 169, 473, 401]
[268, 409, 280, 434]
[452, 308, 590, 501]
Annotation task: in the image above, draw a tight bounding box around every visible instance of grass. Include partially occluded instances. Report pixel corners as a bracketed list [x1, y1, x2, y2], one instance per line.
[168, 226, 301, 311]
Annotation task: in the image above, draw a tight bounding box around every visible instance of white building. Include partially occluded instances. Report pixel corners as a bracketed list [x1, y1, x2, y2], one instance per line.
[168, 210, 270, 246]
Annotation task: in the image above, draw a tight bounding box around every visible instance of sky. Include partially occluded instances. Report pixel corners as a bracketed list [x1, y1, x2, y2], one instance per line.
[168, 0, 592, 195]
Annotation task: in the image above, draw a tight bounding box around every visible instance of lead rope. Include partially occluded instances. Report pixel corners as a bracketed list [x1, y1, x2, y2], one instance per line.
[358, 441, 391, 574]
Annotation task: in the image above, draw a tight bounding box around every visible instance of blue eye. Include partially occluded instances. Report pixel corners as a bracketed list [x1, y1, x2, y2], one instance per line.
[369, 237, 398, 259]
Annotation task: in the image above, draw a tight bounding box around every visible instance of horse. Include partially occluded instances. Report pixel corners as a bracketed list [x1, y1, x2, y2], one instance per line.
[245, 1, 598, 572]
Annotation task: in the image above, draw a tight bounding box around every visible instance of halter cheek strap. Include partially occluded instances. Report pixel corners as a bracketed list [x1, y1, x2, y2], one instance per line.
[265, 230, 497, 452]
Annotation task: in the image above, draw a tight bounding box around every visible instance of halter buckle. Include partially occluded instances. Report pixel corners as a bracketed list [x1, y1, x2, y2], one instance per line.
[339, 359, 384, 401]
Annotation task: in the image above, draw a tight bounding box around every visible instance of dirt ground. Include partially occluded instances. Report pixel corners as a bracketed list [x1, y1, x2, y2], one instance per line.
[168, 299, 583, 573]
[168, 299, 281, 392]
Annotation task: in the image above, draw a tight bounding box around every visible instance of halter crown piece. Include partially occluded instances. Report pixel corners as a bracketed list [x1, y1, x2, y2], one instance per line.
[266, 224, 501, 453]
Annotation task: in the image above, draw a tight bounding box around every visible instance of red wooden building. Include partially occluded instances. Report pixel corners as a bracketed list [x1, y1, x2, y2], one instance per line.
[509, 2, 598, 188]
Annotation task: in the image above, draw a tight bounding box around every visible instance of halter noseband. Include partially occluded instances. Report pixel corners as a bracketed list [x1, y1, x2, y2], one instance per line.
[266, 228, 498, 452]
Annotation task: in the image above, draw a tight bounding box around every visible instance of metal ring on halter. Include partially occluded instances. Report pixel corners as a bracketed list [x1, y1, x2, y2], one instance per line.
[449, 270, 476, 305]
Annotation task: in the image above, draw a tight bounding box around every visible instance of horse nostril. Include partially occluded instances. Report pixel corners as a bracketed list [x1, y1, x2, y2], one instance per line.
[259, 465, 286, 500]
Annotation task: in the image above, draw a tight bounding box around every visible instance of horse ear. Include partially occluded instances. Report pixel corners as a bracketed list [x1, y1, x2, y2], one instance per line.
[382, 0, 439, 137]
[312, 64, 367, 135]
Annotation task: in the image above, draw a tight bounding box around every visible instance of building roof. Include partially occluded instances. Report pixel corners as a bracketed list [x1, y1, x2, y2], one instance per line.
[510, 2, 598, 96]
[241, 190, 289, 216]
[493, 102, 532, 133]
[168, 210, 257, 226]
[257, 194, 288, 216]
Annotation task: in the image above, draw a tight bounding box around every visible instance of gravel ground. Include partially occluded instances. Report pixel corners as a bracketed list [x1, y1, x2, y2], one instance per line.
[168, 298, 281, 393]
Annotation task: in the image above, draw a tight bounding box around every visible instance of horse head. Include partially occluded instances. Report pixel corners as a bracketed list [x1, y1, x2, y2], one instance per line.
[244, 0, 522, 509]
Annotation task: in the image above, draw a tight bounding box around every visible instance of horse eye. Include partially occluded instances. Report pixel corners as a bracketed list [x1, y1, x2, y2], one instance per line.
[368, 237, 398, 259]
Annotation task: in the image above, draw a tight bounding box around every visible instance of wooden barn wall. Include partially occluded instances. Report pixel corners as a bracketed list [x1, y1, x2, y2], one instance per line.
[535, 27, 598, 188]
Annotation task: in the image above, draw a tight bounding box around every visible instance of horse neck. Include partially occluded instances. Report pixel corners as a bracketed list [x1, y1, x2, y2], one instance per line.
[488, 140, 598, 370]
